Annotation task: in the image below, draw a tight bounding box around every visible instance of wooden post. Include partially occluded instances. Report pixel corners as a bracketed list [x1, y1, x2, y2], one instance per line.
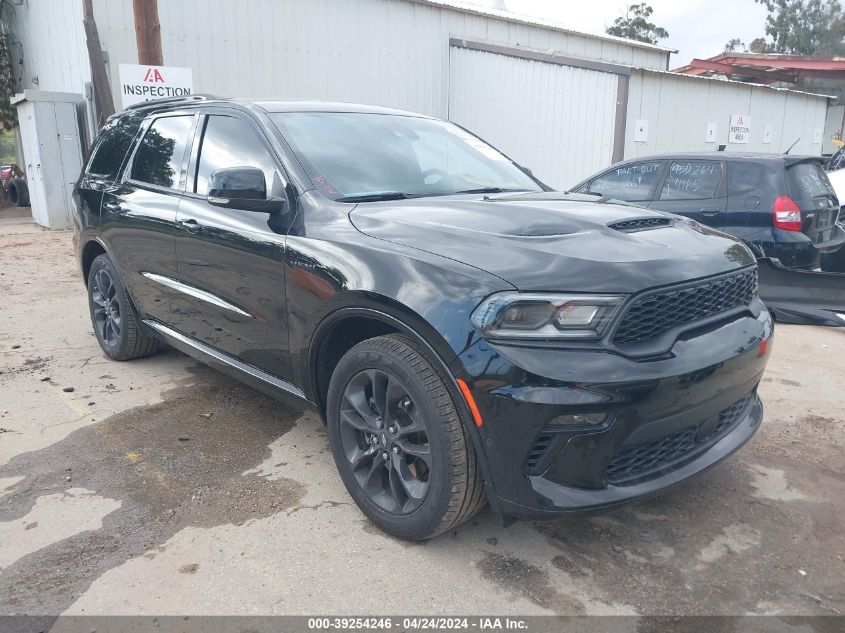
[83, 0, 115, 126]
[133, 0, 163, 66]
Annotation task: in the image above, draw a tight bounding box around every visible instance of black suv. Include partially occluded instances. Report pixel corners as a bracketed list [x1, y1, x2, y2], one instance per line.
[572, 153, 844, 270]
[73, 97, 772, 540]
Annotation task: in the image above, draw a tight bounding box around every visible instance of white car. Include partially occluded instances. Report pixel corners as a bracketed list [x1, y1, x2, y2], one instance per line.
[826, 146, 845, 203]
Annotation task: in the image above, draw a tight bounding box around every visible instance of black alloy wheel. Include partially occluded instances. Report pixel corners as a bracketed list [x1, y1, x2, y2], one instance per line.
[338, 368, 431, 514]
[326, 334, 486, 540]
[91, 268, 122, 348]
[87, 253, 160, 361]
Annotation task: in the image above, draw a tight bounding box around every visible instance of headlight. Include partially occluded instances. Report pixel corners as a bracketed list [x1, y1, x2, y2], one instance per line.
[471, 293, 625, 340]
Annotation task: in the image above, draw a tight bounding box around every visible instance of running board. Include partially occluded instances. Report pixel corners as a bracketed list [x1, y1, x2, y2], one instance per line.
[142, 320, 309, 402]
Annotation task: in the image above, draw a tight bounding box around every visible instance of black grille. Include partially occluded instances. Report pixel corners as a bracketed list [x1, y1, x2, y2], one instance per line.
[605, 392, 756, 486]
[607, 217, 672, 232]
[613, 268, 758, 346]
[525, 433, 554, 471]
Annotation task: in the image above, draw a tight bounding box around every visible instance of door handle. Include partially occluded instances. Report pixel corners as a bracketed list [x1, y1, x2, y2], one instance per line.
[102, 201, 120, 213]
[178, 218, 202, 233]
[700, 208, 721, 216]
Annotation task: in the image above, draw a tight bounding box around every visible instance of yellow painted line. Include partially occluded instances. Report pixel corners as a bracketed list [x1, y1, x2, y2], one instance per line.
[54, 387, 100, 422]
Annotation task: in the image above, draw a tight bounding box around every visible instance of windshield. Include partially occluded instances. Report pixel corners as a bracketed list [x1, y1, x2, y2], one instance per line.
[270, 112, 542, 201]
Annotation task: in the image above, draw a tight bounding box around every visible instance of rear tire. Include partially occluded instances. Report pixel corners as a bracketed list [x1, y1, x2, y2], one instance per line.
[87, 254, 159, 360]
[7, 179, 29, 207]
[326, 334, 486, 540]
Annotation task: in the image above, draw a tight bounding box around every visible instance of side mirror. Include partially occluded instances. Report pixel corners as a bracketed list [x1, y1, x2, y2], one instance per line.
[208, 167, 285, 213]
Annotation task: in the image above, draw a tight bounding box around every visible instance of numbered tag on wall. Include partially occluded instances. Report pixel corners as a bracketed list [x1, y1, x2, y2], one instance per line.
[763, 126, 773, 144]
[634, 119, 649, 143]
[813, 128, 823, 144]
[705, 123, 717, 144]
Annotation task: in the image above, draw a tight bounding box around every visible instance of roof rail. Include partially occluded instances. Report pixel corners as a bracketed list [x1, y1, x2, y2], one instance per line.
[125, 93, 225, 110]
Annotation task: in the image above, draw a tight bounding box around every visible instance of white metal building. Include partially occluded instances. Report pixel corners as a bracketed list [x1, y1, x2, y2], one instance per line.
[4, 0, 835, 196]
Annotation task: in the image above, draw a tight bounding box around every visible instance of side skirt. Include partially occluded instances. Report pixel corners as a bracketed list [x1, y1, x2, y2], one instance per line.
[142, 319, 315, 409]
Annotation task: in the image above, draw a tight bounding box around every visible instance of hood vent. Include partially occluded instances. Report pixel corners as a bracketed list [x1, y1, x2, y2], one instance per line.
[607, 217, 672, 233]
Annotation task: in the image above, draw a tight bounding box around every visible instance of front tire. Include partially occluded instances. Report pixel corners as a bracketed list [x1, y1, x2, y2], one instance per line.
[326, 334, 485, 540]
[87, 254, 159, 360]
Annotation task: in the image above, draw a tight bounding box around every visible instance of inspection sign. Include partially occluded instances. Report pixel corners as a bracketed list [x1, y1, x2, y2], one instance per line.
[729, 114, 751, 144]
[118, 64, 194, 109]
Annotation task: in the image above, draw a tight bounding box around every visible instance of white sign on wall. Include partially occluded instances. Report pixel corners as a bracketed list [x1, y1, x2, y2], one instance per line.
[729, 114, 751, 144]
[763, 125, 773, 144]
[634, 119, 649, 143]
[705, 122, 717, 143]
[119, 64, 194, 109]
[813, 127, 823, 144]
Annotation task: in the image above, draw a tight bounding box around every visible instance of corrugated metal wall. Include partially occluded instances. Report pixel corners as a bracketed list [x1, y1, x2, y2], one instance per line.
[625, 70, 830, 159]
[4, 0, 90, 96]
[449, 46, 620, 187]
[85, 0, 668, 117]
[9, 0, 833, 192]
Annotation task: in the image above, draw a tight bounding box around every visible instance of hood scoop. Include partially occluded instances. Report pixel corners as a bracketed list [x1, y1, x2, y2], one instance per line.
[607, 217, 673, 233]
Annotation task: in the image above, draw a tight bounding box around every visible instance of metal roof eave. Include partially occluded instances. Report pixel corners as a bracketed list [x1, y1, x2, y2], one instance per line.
[642, 67, 837, 101]
[411, 0, 678, 55]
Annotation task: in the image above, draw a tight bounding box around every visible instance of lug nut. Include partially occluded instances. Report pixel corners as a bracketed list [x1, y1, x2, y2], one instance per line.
[388, 426, 396, 434]
[382, 451, 389, 460]
[375, 419, 383, 429]
[392, 446, 400, 454]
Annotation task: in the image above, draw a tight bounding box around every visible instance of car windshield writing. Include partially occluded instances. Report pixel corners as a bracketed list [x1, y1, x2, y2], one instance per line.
[788, 162, 835, 199]
[588, 162, 662, 201]
[270, 112, 541, 200]
[660, 162, 721, 200]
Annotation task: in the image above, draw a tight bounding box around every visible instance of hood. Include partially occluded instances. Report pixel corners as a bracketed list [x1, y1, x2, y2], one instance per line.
[349, 193, 755, 293]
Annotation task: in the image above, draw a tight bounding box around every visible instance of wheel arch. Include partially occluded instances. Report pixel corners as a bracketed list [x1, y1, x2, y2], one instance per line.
[307, 302, 493, 494]
[80, 237, 108, 283]
[308, 302, 462, 415]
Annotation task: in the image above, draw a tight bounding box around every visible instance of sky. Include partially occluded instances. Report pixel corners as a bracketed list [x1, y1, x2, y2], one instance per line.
[467, 0, 770, 66]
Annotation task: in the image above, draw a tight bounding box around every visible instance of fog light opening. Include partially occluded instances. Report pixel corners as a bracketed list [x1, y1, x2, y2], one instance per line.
[549, 412, 609, 426]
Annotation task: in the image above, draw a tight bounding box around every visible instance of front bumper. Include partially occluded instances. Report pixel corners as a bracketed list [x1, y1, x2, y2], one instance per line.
[452, 305, 772, 519]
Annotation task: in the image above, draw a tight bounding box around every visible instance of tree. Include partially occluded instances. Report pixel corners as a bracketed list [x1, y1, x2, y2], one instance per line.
[749, 37, 769, 53]
[0, 30, 18, 131]
[725, 38, 747, 52]
[754, 0, 845, 55]
[606, 3, 669, 45]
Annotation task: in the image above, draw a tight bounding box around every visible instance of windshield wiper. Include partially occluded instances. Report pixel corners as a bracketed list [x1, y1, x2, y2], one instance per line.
[336, 192, 416, 202]
[453, 187, 528, 195]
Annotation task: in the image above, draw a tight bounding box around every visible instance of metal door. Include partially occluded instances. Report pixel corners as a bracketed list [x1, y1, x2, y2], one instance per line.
[448, 40, 628, 189]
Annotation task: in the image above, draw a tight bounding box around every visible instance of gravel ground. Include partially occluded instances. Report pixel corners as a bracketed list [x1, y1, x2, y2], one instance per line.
[0, 220, 843, 616]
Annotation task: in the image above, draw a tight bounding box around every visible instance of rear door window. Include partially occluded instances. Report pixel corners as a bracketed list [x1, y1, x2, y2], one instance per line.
[587, 162, 663, 201]
[130, 115, 194, 190]
[787, 161, 836, 201]
[659, 161, 722, 200]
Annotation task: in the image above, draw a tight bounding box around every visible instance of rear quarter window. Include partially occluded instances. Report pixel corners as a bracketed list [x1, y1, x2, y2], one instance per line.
[728, 162, 765, 196]
[86, 114, 143, 181]
[787, 162, 836, 200]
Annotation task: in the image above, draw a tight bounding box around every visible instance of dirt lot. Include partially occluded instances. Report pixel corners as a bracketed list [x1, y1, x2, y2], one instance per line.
[1, 219, 843, 616]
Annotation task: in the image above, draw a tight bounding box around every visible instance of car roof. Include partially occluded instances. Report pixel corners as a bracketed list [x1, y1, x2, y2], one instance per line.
[248, 100, 435, 118]
[123, 94, 435, 119]
[616, 151, 822, 164]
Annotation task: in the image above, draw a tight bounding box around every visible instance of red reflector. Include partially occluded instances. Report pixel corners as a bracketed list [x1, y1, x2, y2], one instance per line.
[757, 338, 769, 357]
[773, 195, 802, 231]
[456, 379, 484, 427]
